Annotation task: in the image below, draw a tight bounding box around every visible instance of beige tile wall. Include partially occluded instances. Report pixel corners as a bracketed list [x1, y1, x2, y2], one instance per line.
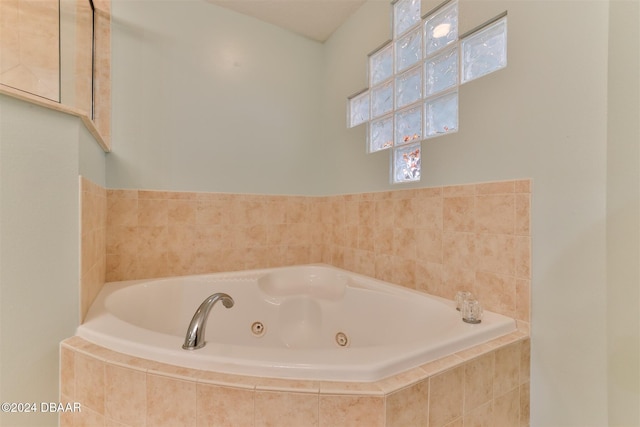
[106, 190, 323, 282]
[0, 0, 60, 101]
[64, 0, 94, 116]
[103, 179, 530, 322]
[80, 177, 107, 321]
[1, 0, 112, 148]
[60, 333, 530, 427]
[92, 0, 111, 146]
[76, 179, 531, 425]
[319, 180, 531, 323]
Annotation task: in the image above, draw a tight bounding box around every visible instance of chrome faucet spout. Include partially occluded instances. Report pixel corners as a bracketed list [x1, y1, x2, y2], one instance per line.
[182, 293, 234, 350]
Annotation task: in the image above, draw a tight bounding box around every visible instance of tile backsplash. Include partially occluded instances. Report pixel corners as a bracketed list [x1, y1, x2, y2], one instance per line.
[80, 177, 107, 321]
[319, 180, 531, 323]
[106, 191, 322, 280]
[82, 179, 530, 322]
[61, 333, 530, 426]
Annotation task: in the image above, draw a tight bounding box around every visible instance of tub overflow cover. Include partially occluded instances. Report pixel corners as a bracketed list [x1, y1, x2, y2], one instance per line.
[335, 332, 349, 347]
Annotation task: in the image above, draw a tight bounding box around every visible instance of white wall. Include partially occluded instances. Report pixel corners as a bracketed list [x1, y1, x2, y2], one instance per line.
[108, 0, 325, 194]
[0, 96, 95, 426]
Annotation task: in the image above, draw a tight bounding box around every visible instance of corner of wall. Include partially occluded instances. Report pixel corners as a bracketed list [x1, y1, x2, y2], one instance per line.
[80, 177, 108, 322]
[93, 0, 112, 149]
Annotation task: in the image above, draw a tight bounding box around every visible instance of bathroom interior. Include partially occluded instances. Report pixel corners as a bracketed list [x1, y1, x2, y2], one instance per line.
[0, 0, 638, 426]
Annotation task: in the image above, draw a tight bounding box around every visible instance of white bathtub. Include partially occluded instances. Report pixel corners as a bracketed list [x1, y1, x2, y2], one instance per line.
[77, 264, 516, 382]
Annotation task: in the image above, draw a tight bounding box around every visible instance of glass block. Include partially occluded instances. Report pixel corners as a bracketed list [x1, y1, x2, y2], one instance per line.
[395, 65, 422, 109]
[371, 80, 394, 118]
[461, 17, 507, 83]
[395, 104, 422, 146]
[394, 0, 421, 38]
[369, 43, 393, 86]
[395, 28, 422, 73]
[424, 1, 458, 56]
[369, 115, 394, 152]
[425, 47, 458, 96]
[348, 91, 370, 128]
[392, 142, 421, 183]
[425, 91, 458, 137]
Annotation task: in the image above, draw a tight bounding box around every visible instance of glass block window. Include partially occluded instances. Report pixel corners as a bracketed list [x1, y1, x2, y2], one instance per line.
[395, 104, 423, 146]
[426, 47, 458, 96]
[347, 0, 507, 184]
[424, 1, 458, 55]
[425, 91, 458, 137]
[369, 115, 394, 153]
[394, 0, 421, 38]
[393, 143, 421, 183]
[395, 28, 422, 73]
[396, 66, 422, 109]
[369, 43, 393, 86]
[348, 91, 370, 128]
[371, 80, 394, 118]
[462, 16, 507, 83]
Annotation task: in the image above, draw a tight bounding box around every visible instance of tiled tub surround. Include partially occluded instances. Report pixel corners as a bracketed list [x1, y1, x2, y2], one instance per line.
[318, 180, 530, 323]
[60, 333, 530, 427]
[80, 177, 107, 321]
[104, 179, 530, 323]
[106, 190, 323, 282]
[74, 179, 531, 425]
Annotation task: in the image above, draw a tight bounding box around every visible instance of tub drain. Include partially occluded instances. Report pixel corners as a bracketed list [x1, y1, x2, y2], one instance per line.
[251, 321, 266, 337]
[335, 332, 349, 347]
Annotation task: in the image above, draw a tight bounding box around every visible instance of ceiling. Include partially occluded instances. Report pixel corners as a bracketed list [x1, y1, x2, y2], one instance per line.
[206, 0, 367, 42]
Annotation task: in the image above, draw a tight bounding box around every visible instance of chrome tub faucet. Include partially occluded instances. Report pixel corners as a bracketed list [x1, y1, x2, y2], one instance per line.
[182, 293, 234, 350]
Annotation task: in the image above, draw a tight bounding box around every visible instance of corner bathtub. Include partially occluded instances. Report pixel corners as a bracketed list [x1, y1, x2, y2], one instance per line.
[77, 264, 516, 382]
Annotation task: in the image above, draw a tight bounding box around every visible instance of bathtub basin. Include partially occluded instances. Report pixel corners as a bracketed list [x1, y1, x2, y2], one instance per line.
[77, 264, 516, 381]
